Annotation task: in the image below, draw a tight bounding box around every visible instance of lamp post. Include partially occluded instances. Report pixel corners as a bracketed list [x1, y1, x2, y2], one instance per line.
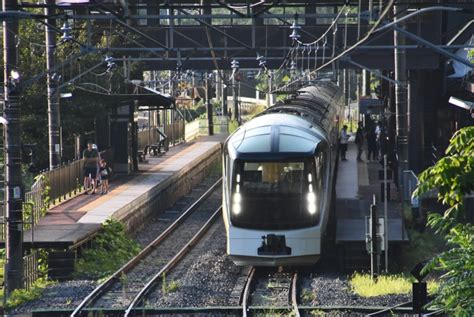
[231, 59, 239, 124]
[3, 0, 24, 295]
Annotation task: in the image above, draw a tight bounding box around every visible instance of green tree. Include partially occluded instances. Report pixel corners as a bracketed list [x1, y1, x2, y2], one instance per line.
[0, 12, 149, 168]
[414, 126, 474, 316]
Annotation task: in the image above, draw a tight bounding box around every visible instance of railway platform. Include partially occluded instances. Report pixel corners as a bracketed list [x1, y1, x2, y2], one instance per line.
[334, 137, 408, 269]
[5, 136, 225, 251]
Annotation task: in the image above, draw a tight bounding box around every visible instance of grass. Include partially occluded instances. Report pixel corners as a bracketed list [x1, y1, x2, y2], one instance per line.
[349, 272, 439, 297]
[398, 228, 446, 272]
[4, 278, 55, 309]
[228, 120, 239, 134]
[301, 289, 316, 302]
[0, 255, 4, 301]
[162, 274, 179, 294]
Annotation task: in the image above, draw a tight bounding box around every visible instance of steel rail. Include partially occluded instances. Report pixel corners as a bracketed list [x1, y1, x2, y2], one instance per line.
[70, 178, 222, 317]
[366, 300, 413, 316]
[124, 206, 223, 316]
[29, 304, 416, 316]
[291, 272, 301, 317]
[241, 267, 256, 317]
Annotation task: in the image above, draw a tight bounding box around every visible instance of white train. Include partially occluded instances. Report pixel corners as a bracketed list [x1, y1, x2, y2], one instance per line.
[222, 82, 344, 266]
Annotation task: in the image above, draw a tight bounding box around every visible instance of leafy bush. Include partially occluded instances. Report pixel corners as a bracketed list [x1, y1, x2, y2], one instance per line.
[74, 219, 141, 279]
[414, 126, 474, 315]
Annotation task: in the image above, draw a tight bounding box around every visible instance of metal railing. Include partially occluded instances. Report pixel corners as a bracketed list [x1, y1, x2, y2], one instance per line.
[45, 149, 113, 204]
[138, 122, 185, 152]
[198, 116, 229, 135]
[21, 149, 114, 230]
[137, 127, 160, 151]
[163, 120, 185, 147]
[402, 170, 419, 202]
[23, 250, 40, 290]
[185, 120, 200, 141]
[23, 179, 45, 230]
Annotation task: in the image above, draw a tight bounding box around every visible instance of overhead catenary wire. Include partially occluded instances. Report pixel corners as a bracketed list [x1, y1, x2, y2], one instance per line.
[275, 0, 395, 93]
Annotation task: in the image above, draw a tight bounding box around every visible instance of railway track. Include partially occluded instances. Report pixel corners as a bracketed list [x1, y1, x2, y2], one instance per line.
[241, 267, 300, 317]
[71, 178, 222, 317]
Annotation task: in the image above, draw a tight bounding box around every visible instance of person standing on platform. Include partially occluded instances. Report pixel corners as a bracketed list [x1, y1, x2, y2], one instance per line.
[339, 125, 349, 161]
[355, 123, 365, 162]
[83, 141, 100, 194]
[366, 128, 378, 162]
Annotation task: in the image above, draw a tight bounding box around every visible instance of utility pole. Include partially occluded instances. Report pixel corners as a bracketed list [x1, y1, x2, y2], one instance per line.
[45, 0, 61, 170]
[231, 60, 239, 124]
[267, 71, 273, 108]
[394, 4, 409, 200]
[206, 73, 214, 136]
[222, 74, 228, 117]
[3, 0, 24, 294]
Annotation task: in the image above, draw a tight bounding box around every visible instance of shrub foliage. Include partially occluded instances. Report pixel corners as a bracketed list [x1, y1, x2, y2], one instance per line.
[75, 219, 141, 279]
[414, 126, 474, 315]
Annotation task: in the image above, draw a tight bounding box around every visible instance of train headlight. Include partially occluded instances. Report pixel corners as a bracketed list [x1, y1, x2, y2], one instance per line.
[307, 192, 317, 215]
[232, 193, 241, 215]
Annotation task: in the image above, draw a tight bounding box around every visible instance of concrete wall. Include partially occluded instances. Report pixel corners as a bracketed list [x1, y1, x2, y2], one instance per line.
[115, 145, 221, 234]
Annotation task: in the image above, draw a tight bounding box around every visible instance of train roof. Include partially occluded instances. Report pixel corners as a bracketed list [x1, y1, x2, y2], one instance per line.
[265, 82, 342, 133]
[225, 113, 327, 160]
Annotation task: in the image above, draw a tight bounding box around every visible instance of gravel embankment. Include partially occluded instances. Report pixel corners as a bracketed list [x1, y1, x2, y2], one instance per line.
[9, 280, 97, 314]
[146, 220, 246, 308]
[300, 273, 411, 307]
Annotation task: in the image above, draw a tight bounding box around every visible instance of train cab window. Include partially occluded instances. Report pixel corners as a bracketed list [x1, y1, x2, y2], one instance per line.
[239, 162, 304, 194]
[230, 160, 320, 230]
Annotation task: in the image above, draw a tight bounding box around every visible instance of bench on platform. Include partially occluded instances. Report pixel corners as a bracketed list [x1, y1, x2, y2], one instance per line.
[144, 139, 166, 157]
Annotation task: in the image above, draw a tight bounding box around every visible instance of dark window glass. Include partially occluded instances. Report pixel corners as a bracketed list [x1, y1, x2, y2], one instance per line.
[230, 159, 320, 229]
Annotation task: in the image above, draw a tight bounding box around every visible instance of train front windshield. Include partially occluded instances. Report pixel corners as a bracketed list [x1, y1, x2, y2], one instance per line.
[230, 160, 320, 230]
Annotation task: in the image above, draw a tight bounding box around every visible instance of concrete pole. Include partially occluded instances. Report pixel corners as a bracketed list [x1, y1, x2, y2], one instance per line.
[206, 73, 214, 136]
[232, 74, 238, 122]
[45, 0, 61, 170]
[362, 70, 371, 97]
[3, 0, 24, 294]
[267, 71, 273, 108]
[222, 78, 228, 117]
[394, 4, 409, 200]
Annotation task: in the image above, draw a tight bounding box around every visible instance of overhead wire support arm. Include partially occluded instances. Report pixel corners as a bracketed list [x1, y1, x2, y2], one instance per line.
[176, 8, 253, 51]
[371, 6, 473, 68]
[274, 2, 473, 93]
[96, 5, 169, 51]
[253, 1, 281, 17]
[343, 57, 407, 88]
[56, 61, 105, 90]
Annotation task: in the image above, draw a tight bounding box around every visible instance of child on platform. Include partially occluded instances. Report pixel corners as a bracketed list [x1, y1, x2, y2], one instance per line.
[99, 159, 112, 194]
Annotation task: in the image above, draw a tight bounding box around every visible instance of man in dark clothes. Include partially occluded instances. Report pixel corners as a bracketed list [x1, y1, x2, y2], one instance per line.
[83, 140, 100, 194]
[355, 123, 365, 162]
[366, 128, 378, 161]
